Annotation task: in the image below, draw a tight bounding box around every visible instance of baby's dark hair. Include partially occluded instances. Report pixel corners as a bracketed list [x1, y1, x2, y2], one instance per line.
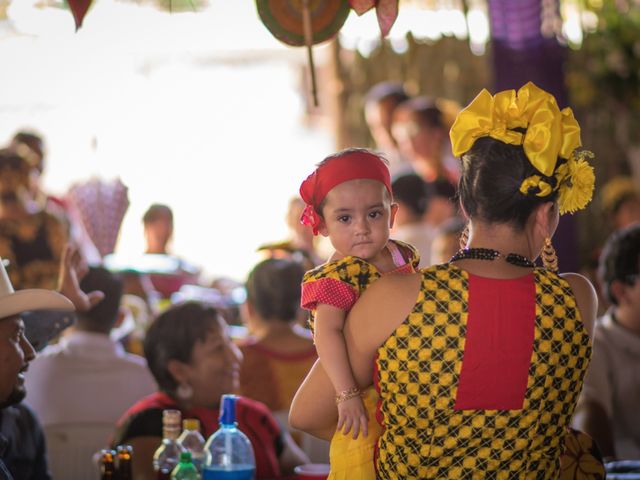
[598, 224, 640, 306]
[458, 136, 559, 230]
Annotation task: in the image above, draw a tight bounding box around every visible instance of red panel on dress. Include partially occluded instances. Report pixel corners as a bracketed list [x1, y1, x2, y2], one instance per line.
[454, 273, 536, 410]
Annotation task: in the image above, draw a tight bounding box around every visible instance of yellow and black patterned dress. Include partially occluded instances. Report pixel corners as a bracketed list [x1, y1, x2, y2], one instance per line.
[301, 239, 420, 334]
[375, 263, 592, 479]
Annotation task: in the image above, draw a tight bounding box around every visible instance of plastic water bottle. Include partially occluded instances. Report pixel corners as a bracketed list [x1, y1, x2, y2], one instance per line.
[202, 395, 256, 480]
[178, 419, 206, 473]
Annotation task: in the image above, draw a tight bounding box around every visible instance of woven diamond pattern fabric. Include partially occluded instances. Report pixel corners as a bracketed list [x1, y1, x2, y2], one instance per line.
[375, 264, 592, 479]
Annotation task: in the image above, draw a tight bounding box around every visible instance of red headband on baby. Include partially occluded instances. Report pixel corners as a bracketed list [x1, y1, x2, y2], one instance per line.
[299, 150, 391, 235]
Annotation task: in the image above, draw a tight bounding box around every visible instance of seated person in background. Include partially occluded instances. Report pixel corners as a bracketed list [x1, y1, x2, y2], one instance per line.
[430, 216, 467, 265]
[0, 259, 71, 480]
[25, 266, 156, 474]
[142, 203, 199, 299]
[600, 176, 640, 232]
[391, 173, 435, 267]
[113, 301, 308, 480]
[0, 244, 97, 480]
[239, 258, 317, 415]
[364, 81, 411, 172]
[573, 224, 640, 460]
[0, 148, 68, 290]
[257, 196, 323, 270]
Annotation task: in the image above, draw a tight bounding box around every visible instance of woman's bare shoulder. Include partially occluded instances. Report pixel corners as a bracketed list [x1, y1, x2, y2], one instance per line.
[346, 272, 422, 341]
[560, 272, 598, 338]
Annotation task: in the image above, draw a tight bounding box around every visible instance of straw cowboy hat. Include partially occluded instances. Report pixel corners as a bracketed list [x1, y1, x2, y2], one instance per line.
[0, 258, 73, 320]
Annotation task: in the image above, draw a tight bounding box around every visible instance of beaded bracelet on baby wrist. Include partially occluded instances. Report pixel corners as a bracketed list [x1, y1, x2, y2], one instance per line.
[335, 387, 361, 405]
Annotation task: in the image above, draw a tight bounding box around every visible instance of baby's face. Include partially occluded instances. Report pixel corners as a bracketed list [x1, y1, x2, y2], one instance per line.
[319, 179, 396, 263]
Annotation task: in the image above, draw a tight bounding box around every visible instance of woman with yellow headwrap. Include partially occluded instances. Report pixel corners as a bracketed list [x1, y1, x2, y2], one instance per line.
[290, 82, 601, 479]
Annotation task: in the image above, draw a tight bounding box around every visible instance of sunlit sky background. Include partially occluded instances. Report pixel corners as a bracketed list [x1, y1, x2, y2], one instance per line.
[0, 0, 587, 282]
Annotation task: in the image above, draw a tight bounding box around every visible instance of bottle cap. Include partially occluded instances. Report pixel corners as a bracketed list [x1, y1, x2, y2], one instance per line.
[180, 451, 192, 463]
[219, 394, 237, 426]
[182, 418, 200, 431]
[162, 409, 181, 428]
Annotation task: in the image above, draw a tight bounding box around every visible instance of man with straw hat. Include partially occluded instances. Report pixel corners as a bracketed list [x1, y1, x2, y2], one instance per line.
[0, 246, 101, 480]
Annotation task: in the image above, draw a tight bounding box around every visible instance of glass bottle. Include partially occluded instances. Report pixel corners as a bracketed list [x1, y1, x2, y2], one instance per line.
[99, 449, 117, 480]
[178, 418, 206, 474]
[171, 451, 200, 480]
[116, 444, 133, 480]
[153, 409, 186, 479]
[203, 395, 256, 480]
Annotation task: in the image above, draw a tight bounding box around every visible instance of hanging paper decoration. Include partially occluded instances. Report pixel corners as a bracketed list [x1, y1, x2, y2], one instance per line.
[67, 0, 93, 30]
[348, 0, 399, 36]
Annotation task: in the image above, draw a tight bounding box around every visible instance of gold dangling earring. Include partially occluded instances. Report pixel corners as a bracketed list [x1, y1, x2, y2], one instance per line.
[542, 237, 558, 272]
[459, 224, 469, 250]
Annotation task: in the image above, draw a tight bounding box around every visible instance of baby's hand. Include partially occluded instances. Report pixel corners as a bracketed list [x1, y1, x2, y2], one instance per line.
[337, 395, 368, 439]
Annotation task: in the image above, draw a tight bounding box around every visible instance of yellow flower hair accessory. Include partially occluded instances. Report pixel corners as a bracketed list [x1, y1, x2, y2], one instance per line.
[450, 81, 594, 213]
[554, 151, 596, 214]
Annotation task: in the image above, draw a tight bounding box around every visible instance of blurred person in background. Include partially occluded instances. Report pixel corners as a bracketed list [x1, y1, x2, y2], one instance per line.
[113, 301, 308, 480]
[430, 215, 467, 265]
[141, 203, 200, 300]
[391, 96, 460, 186]
[239, 258, 316, 418]
[25, 266, 156, 440]
[573, 224, 640, 461]
[364, 82, 411, 174]
[600, 176, 640, 232]
[0, 148, 68, 290]
[257, 196, 322, 271]
[391, 173, 434, 267]
[10, 130, 101, 265]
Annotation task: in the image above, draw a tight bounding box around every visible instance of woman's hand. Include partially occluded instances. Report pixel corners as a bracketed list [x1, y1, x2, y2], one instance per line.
[337, 395, 368, 439]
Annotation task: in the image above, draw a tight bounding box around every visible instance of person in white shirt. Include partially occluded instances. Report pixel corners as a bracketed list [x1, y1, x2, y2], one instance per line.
[573, 224, 640, 461]
[25, 266, 156, 430]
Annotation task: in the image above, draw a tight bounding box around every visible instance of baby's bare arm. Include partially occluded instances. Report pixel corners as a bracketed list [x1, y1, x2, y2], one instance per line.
[315, 304, 357, 393]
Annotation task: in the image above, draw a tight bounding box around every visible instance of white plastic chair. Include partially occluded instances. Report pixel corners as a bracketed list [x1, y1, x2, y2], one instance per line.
[44, 422, 114, 480]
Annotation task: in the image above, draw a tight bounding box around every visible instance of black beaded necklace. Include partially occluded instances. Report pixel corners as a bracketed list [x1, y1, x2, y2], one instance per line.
[450, 247, 535, 268]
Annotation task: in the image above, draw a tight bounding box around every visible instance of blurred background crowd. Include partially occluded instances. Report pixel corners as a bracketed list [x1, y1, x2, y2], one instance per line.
[0, 0, 639, 479]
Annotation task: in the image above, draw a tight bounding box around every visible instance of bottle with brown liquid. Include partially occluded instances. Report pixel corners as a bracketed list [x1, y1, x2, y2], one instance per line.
[99, 449, 117, 480]
[116, 444, 133, 480]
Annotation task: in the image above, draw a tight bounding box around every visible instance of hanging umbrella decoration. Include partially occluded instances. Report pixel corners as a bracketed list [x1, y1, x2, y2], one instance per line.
[65, 178, 130, 258]
[255, 0, 399, 107]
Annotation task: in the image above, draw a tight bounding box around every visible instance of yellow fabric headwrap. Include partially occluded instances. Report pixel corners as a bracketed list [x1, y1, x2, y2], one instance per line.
[449, 82, 594, 214]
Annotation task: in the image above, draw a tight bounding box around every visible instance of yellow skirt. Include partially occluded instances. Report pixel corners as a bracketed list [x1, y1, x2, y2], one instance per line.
[328, 388, 382, 480]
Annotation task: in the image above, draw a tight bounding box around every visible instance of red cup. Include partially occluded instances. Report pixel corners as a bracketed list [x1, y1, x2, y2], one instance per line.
[294, 463, 330, 480]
